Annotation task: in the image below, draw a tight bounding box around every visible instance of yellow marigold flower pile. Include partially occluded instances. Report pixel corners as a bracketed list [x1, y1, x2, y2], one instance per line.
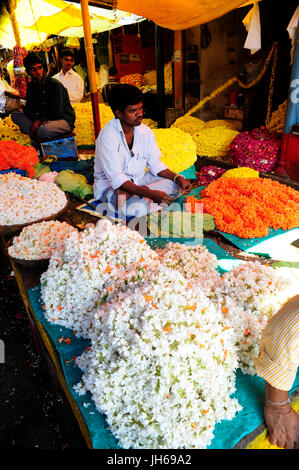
[72, 102, 114, 146]
[142, 118, 158, 129]
[143, 62, 173, 92]
[192, 126, 239, 160]
[203, 119, 238, 130]
[171, 115, 205, 134]
[221, 167, 259, 178]
[0, 116, 31, 145]
[152, 128, 197, 173]
[266, 100, 287, 133]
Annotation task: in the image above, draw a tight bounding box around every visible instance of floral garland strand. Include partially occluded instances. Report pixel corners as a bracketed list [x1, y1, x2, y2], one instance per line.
[185, 42, 278, 118]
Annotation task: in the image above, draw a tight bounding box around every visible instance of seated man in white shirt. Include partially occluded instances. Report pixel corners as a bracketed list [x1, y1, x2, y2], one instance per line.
[93, 84, 192, 218]
[53, 49, 84, 104]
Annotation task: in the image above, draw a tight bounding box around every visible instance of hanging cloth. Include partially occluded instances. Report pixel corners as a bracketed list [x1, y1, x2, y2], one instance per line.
[287, 5, 299, 64]
[243, 2, 261, 54]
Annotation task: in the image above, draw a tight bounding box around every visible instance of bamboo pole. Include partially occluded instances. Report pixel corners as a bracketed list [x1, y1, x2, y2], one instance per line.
[155, 24, 166, 128]
[80, 0, 101, 139]
[5, 0, 21, 46]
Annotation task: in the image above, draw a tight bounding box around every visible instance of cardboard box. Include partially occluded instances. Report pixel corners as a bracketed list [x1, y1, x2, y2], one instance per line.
[224, 105, 244, 121]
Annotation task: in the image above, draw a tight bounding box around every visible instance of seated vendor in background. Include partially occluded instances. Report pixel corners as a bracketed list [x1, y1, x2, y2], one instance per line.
[53, 49, 84, 104]
[11, 52, 75, 141]
[94, 84, 191, 218]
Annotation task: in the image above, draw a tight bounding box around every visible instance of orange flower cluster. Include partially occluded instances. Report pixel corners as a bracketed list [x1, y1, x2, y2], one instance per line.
[0, 140, 39, 178]
[186, 178, 299, 238]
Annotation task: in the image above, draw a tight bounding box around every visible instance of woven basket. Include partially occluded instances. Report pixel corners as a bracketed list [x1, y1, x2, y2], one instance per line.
[0, 196, 69, 236]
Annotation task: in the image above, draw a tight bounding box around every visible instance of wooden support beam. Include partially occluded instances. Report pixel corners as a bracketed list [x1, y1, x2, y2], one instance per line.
[80, 0, 101, 139]
[155, 24, 166, 128]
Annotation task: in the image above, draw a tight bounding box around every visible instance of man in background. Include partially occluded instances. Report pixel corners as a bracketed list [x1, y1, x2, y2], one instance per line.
[101, 66, 119, 103]
[53, 49, 84, 103]
[11, 52, 75, 141]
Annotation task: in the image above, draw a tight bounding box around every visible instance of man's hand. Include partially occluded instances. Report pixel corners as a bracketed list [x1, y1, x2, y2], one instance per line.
[29, 120, 41, 136]
[175, 175, 192, 193]
[115, 188, 131, 210]
[149, 190, 173, 205]
[264, 403, 299, 449]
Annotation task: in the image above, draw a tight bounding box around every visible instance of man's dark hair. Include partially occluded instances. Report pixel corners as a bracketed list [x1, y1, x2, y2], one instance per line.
[109, 66, 118, 76]
[108, 84, 143, 116]
[61, 49, 75, 60]
[23, 53, 43, 73]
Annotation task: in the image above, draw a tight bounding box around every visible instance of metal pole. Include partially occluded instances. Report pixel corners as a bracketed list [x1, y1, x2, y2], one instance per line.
[80, 0, 101, 139]
[155, 24, 166, 128]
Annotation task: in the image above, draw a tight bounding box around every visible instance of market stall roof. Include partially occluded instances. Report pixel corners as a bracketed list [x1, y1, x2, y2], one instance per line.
[88, 0, 255, 30]
[0, 0, 143, 49]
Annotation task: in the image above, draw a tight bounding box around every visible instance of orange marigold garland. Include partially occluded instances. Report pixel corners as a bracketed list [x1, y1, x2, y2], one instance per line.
[0, 140, 39, 178]
[185, 178, 299, 238]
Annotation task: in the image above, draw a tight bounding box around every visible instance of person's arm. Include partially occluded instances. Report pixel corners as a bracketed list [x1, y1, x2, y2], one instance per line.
[72, 74, 84, 103]
[264, 382, 299, 449]
[145, 128, 192, 193]
[255, 295, 299, 449]
[119, 179, 173, 204]
[157, 168, 192, 193]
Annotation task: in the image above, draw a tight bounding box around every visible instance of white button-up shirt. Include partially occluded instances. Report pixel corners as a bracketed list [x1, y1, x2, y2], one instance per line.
[53, 69, 84, 103]
[93, 118, 167, 200]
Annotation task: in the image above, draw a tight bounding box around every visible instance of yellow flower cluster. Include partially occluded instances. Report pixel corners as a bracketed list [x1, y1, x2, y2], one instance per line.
[0, 116, 31, 145]
[171, 115, 238, 160]
[221, 167, 259, 178]
[72, 102, 114, 146]
[266, 100, 287, 133]
[152, 128, 197, 173]
[171, 115, 205, 134]
[203, 119, 238, 130]
[143, 62, 173, 92]
[142, 118, 158, 129]
[192, 126, 239, 160]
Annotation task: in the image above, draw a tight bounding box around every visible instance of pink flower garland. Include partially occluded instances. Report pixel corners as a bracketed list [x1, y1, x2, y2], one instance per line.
[229, 126, 281, 173]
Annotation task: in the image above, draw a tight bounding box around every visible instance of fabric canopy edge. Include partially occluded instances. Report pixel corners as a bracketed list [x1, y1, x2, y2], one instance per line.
[114, 0, 253, 30]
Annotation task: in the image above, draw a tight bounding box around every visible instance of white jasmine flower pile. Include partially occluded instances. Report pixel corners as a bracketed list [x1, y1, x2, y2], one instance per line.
[155, 242, 222, 294]
[40, 220, 160, 338]
[40, 220, 298, 448]
[74, 266, 241, 449]
[0, 172, 67, 225]
[8, 221, 77, 260]
[207, 261, 298, 374]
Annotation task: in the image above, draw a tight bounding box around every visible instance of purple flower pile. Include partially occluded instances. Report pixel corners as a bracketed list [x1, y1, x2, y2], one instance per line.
[229, 126, 281, 173]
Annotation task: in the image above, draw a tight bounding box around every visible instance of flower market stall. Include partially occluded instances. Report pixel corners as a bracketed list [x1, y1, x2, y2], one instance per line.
[1, 0, 299, 453]
[1, 161, 299, 450]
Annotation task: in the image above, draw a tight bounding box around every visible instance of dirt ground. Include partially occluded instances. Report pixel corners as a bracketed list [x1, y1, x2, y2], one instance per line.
[0, 244, 87, 449]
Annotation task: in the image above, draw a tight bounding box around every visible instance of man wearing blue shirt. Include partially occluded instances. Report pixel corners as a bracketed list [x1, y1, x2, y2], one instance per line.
[94, 84, 191, 218]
